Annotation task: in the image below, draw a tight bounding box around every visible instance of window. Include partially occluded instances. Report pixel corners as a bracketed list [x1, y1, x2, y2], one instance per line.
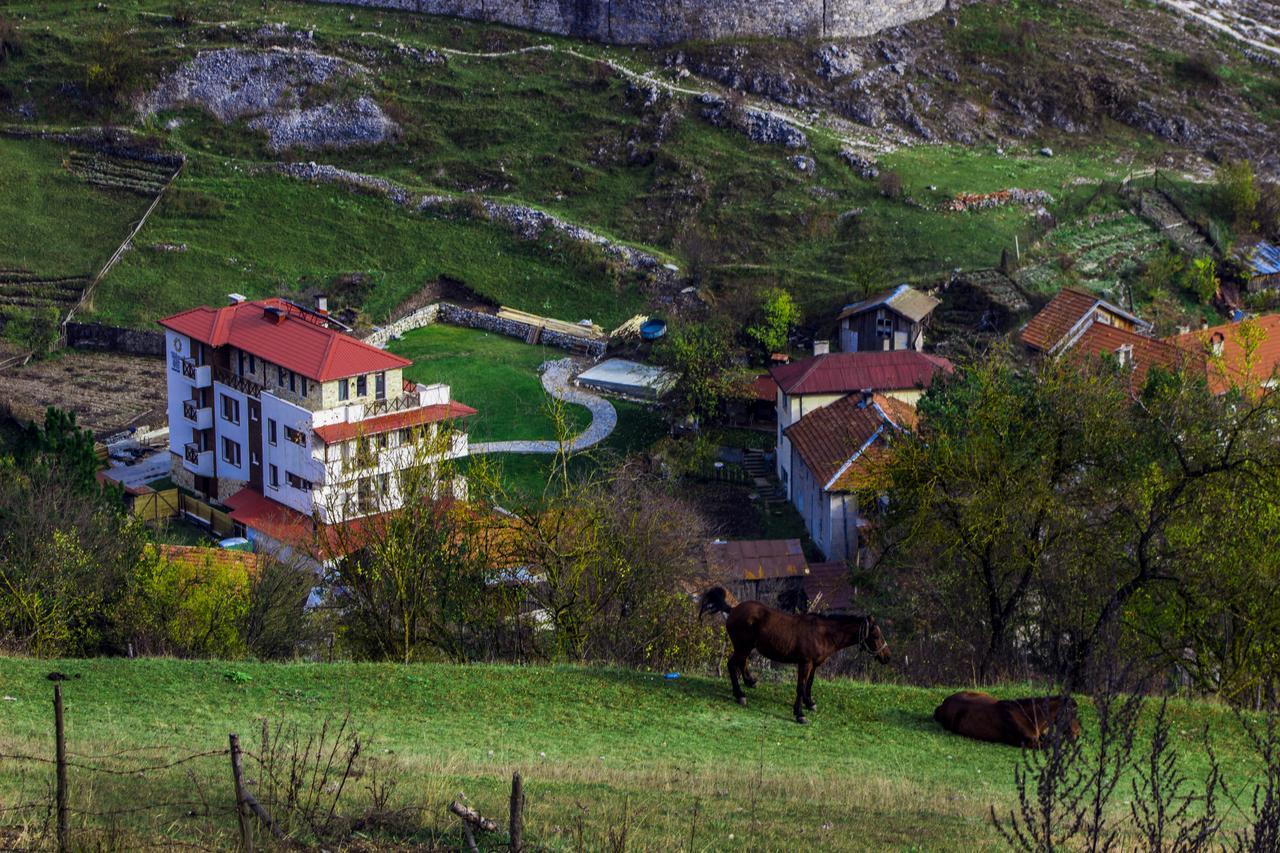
[269, 465, 279, 489]
[278, 365, 287, 386]
[220, 394, 240, 425]
[356, 375, 367, 396]
[267, 418, 277, 446]
[237, 351, 245, 375]
[285, 426, 306, 446]
[286, 471, 314, 491]
[289, 371, 296, 393]
[375, 372, 386, 401]
[376, 433, 388, 450]
[338, 378, 349, 401]
[221, 437, 241, 467]
[250, 404, 259, 423]
[300, 377, 308, 398]
[248, 354, 257, 375]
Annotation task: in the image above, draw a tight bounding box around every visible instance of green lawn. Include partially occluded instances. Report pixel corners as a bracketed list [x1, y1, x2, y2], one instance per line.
[0, 137, 150, 277]
[388, 324, 592, 443]
[0, 658, 1266, 850]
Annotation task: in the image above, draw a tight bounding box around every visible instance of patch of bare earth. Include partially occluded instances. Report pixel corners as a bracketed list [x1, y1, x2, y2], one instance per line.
[0, 352, 165, 437]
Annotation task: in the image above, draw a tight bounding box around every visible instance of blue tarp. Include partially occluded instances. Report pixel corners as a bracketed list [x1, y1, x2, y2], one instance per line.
[1252, 242, 1280, 276]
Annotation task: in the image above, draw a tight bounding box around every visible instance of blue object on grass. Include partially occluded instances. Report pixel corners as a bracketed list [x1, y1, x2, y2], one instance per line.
[664, 672, 680, 679]
[640, 319, 668, 341]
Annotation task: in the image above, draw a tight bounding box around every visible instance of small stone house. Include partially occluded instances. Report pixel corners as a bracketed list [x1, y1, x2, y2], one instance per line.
[837, 285, 941, 353]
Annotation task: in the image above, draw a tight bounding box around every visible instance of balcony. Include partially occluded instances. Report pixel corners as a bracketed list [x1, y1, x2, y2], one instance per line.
[181, 399, 213, 430]
[213, 365, 262, 399]
[180, 357, 211, 388]
[183, 441, 214, 477]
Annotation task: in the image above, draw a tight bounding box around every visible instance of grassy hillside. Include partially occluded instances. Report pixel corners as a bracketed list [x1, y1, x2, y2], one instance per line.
[0, 0, 1183, 332]
[0, 658, 1265, 850]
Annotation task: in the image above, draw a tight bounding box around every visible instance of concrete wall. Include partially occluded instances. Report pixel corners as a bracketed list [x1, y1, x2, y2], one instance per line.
[308, 0, 946, 45]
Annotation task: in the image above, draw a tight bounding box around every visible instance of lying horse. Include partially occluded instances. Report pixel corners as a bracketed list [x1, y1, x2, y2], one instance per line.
[933, 691, 1081, 748]
[699, 586, 890, 724]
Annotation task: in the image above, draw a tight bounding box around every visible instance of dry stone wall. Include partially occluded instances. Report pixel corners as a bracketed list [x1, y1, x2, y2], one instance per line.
[308, 0, 947, 45]
[366, 302, 607, 357]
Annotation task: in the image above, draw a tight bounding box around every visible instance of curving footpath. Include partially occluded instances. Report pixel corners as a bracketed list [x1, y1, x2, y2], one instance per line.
[470, 359, 618, 455]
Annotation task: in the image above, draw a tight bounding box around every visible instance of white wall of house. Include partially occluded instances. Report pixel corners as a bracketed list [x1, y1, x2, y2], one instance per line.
[775, 390, 845, 489]
[212, 382, 250, 483]
[261, 392, 318, 518]
[786, 451, 859, 563]
[165, 330, 195, 457]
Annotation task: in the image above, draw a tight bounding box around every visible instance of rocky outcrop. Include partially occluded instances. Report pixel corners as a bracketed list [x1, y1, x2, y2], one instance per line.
[305, 0, 947, 46]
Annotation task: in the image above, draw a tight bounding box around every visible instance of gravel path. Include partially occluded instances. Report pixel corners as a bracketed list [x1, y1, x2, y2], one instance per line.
[470, 359, 618, 455]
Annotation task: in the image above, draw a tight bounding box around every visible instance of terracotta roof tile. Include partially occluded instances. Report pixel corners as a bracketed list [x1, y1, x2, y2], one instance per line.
[1019, 288, 1147, 353]
[1067, 321, 1200, 389]
[312, 401, 477, 445]
[1167, 314, 1280, 394]
[159, 299, 410, 382]
[784, 393, 910, 493]
[770, 351, 953, 396]
[156, 544, 263, 576]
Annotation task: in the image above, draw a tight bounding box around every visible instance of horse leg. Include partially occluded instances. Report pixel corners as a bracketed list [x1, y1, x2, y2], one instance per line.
[794, 662, 813, 724]
[803, 664, 818, 711]
[728, 651, 749, 706]
[742, 658, 758, 688]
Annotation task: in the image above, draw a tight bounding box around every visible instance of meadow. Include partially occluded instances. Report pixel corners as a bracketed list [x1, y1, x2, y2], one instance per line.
[0, 658, 1266, 850]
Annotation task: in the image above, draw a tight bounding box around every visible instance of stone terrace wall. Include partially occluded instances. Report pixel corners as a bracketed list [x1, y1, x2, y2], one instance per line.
[365, 302, 607, 358]
[65, 322, 166, 357]
[308, 0, 947, 45]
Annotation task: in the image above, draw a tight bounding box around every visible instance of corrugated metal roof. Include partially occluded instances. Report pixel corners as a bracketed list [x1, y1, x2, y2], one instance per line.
[838, 284, 941, 323]
[769, 350, 953, 396]
[705, 539, 808, 581]
[1252, 242, 1280, 276]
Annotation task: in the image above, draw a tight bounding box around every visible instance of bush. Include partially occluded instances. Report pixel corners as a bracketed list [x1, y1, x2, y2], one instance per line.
[1183, 255, 1220, 304]
[81, 25, 146, 110]
[878, 170, 904, 200]
[0, 15, 23, 65]
[1216, 160, 1260, 228]
[2, 306, 62, 355]
[1174, 52, 1223, 88]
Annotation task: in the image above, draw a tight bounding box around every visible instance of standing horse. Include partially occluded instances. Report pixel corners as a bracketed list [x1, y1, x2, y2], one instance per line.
[699, 586, 890, 724]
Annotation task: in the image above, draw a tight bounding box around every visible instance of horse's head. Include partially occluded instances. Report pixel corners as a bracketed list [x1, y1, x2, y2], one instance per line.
[863, 616, 891, 665]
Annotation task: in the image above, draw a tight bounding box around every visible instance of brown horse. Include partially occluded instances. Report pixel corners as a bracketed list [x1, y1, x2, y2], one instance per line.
[699, 586, 890, 724]
[933, 691, 1082, 748]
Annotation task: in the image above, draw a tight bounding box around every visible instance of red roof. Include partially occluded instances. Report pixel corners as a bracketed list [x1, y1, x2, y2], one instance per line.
[158, 299, 410, 382]
[1068, 321, 1199, 389]
[1019, 287, 1147, 353]
[784, 393, 910, 492]
[705, 539, 807, 581]
[770, 351, 953, 396]
[751, 374, 778, 403]
[312, 401, 477, 445]
[1167, 314, 1280, 394]
[224, 488, 389, 561]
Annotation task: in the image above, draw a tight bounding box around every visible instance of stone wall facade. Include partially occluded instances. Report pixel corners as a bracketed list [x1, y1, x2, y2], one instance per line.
[366, 302, 607, 358]
[65, 322, 166, 356]
[308, 0, 946, 45]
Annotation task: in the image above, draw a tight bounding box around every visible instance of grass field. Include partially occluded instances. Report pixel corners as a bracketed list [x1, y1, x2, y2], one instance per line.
[0, 137, 150, 278]
[0, 658, 1266, 850]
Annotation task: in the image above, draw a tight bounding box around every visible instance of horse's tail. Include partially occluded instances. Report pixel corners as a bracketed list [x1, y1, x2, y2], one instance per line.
[698, 586, 735, 620]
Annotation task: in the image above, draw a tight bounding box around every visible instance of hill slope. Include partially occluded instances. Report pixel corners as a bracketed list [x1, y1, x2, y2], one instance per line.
[0, 658, 1263, 850]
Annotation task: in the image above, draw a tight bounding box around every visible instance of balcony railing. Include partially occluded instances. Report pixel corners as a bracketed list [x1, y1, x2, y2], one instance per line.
[213, 366, 263, 399]
[183, 399, 214, 430]
[363, 392, 421, 417]
[180, 357, 211, 388]
[182, 441, 213, 476]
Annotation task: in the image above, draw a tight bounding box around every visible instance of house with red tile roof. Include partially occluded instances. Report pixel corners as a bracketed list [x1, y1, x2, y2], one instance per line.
[159, 296, 475, 552]
[767, 349, 951, 490]
[1167, 314, 1280, 394]
[781, 392, 911, 563]
[1018, 287, 1151, 355]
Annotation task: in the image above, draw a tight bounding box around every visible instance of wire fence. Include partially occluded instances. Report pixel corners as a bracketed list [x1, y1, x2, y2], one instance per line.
[0, 684, 532, 851]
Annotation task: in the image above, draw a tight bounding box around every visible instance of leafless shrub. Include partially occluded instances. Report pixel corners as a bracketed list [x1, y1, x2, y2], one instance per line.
[878, 170, 903, 200]
[1235, 709, 1280, 852]
[1130, 700, 1225, 852]
[252, 714, 364, 842]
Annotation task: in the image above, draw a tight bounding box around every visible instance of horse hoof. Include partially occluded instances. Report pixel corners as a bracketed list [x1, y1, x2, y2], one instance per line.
[737, 697, 748, 706]
[805, 702, 816, 711]
[795, 716, 808, 725]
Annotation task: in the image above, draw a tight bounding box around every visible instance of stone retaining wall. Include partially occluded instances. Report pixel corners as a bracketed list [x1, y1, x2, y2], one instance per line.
[366, 301, 607, 357]
[64, 322, 166, 356]
[308, 0, 946, 45]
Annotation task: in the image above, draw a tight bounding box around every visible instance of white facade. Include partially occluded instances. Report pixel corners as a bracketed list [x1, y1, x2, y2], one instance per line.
[787, 450, 861, 563]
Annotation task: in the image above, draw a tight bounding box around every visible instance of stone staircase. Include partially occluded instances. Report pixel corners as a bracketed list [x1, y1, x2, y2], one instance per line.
[1138, 189, 1214, 258]
[743, 448, 786, 504]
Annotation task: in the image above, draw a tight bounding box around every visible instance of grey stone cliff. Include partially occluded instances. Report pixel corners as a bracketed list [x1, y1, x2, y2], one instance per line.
[308, 0, 947, 45]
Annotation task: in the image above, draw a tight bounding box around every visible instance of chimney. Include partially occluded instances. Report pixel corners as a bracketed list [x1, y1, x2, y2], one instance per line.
[1211, 332, 1225, 356]
[264, 306, 285, 325]
[315, 295, 329, 314]
[813, 340, 830, 357]
[1176, 325, 1191, 336]
[1116, 344, 1134, 369]
[228, 293, 247, 305]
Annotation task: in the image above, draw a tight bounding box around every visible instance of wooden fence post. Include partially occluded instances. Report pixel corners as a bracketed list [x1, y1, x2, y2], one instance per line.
[229, 734, 253, 853]
[509, 772, 524, 853]
[54, 684, 68, 853]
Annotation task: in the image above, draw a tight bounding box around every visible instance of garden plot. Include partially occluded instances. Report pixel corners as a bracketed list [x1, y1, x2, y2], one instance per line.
[66, 151, 174, 197]
[0, 351, 166, 437]
[1016, 213, 1169, 299]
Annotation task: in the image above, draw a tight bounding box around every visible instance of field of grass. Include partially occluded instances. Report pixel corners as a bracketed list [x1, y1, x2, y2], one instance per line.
[389, 325, 592, 443]
[0, 658, 1267, 850]
[0, 137, 150, 278]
